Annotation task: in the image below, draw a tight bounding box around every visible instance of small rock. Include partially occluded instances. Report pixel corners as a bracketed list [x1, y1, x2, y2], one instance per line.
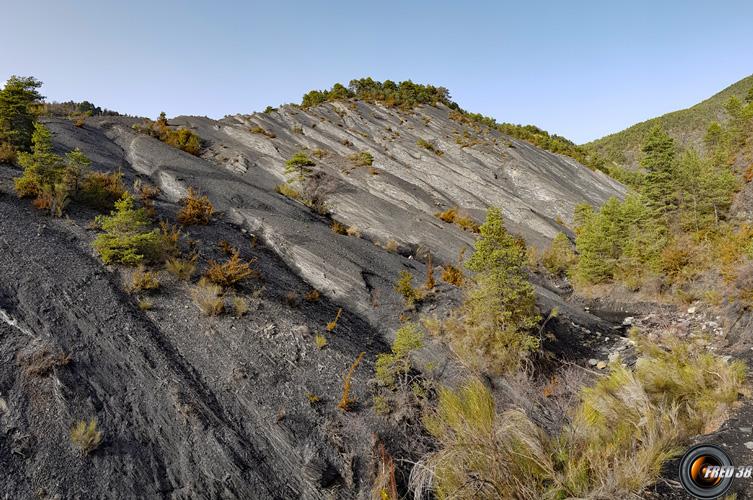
[622, 316, 634, 326]
[745, 442, 753, 450]
[292, 324, 310, 336]
[596, 361, 607, 370]
[687, 306, 696, 314]
[588, 358, 598, 366]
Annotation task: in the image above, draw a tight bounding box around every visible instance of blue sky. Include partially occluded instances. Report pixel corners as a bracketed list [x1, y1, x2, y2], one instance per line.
[1, 0, 752, 143]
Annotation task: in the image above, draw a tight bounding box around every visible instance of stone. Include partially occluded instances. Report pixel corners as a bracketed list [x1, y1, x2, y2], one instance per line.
[687, 306, 697, 314]
[596, 361, 607, 370]
[622, 316, 634, 326]
[588, 358, 598, 366]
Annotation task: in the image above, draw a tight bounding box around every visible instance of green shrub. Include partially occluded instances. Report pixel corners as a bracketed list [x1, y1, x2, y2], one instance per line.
[70, 419, 103, 455]
[395, 270, 424, 308]
[284, 151, 315, 182]
[93, 193, 163, 265]
[78, 170, 126, 210]
[447, 207, 540, 374]
[375, 323, 423, 388]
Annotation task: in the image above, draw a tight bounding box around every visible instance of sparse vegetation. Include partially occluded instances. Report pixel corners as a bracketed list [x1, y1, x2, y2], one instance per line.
[314, 334, 328, 349]
[70, 419, 103, 455]
[395, 271, 424, 309]
[249, 125, 275, 138]
[416, 138, 443, 156]
[441, 264, 464, 286]
[133, 112, 202, 155]
[349, 151, 374, 166]
[176, 187, 214, 225]
[304, 289, 321, 302]
[231, 296, 249, 318]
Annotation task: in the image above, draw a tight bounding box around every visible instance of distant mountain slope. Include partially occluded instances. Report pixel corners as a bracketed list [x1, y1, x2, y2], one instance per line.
[586, 73, 753, 169]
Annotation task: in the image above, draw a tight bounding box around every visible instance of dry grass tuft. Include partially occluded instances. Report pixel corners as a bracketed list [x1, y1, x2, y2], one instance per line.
[165, 255, 197, 280]
[70, 419, 103, 455]
[326, 308, 342, 332]
[18, 348, 71, 377]
[192, 278, 225, 316]
[304, 289, 321, 302]
[130, 267, 160, 293]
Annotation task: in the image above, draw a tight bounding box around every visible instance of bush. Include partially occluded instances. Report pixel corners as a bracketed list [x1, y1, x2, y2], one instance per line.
[93, 194, 164, 265]
[249, 125, 275, 138]
[349, 151, 374, 166]
[204, 250, 256, 288]
[0, 142, 16, 164]
[541, 232, 577, 276]
[441, 264, 464, 286]
[165, 255, 197, 280]
[417, 138, 443, 156]
[284, 151, 315, 183]
[375, 323, 423, 388]
[133, 113, 202, 155]
[70, 419, 103, 455]
[395, 271, 424, 309]
[326, 308, 342, 332]
[78, 171, 126, 210]
[192, 278, 224, 316]
[177, 187, 214, 225]
[130, 267, 160, 293]
[275, 183, 302, 200]
[413, 334, 745, 499]
[231, 296, 249, 318]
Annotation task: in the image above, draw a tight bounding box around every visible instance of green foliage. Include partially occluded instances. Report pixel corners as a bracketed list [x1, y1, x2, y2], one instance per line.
[586, 74, 753, 168]
[443, 207, 541, 374]
[93, 194, 163, 265]
[133, 112, 202, 155]
[284, 151, 315, 182]
[395, 270, 423, 308]
[675, 149, 738, 231]
[541, 232, 577, 276]
[573, 195, 661, 285]
[417, 335, 745, 499]
[375, 323, 424, 388]
[0, 76, 44, 152]
[640, 126, 677, 216]
[301, 78, 456, 110]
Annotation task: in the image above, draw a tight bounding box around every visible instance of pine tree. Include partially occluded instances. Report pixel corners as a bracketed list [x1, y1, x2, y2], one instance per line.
[0, 76, 44, 151]
[640, 126, 677, 216]
[451, 207, 540, 374]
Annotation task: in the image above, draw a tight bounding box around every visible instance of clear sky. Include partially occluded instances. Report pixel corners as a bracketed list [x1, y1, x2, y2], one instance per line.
[1, 0, 751, 143]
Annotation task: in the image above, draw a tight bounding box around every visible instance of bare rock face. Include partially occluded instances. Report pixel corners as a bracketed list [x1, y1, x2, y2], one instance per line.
[0, 103, 625, 498]
[177, 101, 625, 255]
